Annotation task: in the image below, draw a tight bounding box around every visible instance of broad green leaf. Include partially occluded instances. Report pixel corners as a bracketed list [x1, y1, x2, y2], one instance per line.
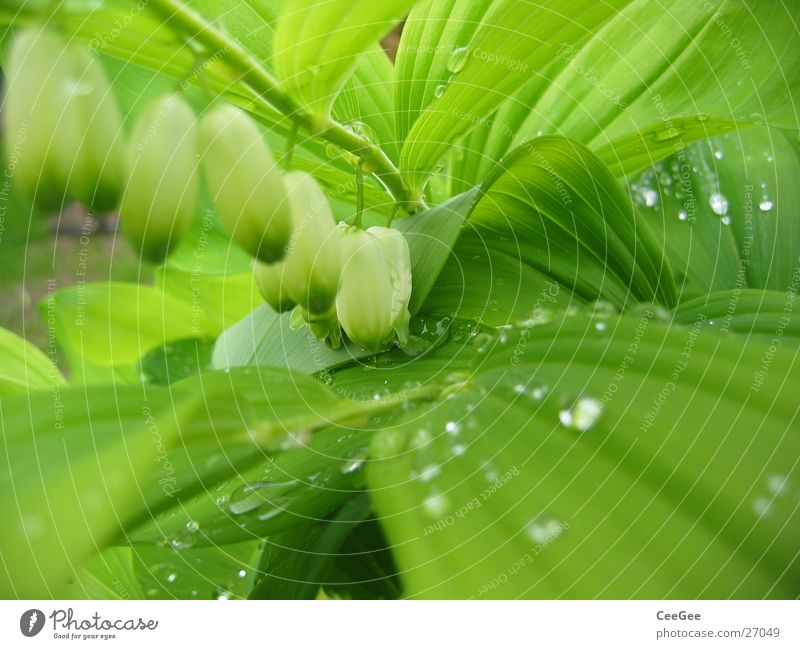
[133, 541, 259, 599]
[394, 0, 498, 142]
[212, 306, 373, 373]
[632, 127, 800, 300]
[128, 426, 374, 547]
[368, 314, 800, 598]
[0, 385, 177, 597]
[0, 327, 64, 395]
[674, 290, 800, 345]
[63, 547, 147, 600]
[334, 47, 400, 163]
[0, 366, 382, 597]
[156, 268, 262, 329]
[420, 230, 583, 325]
[248, 493, 373, 599]
[469, 137, 677, 309]
[321, 518, 403, 600]
[595, 117, 744, 179]
[42, 283, 218, 373]
[272, 0, 417, 119]
[396, 186, 482, 314]
[138, 337, 216, 385]
[400, 0, 631, 190]
[405, 0, 800, 191]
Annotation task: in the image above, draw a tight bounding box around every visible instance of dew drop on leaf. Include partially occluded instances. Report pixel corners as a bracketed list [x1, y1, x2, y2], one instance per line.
[709, 193, 729, 216]
[527, 517, 566, 544]
[434, 84, 447, 99]
[558, 397, 603, 432]
[759, 200, 774, 212]
[447, 46, 469, 74]
[423, 491, 450, 518]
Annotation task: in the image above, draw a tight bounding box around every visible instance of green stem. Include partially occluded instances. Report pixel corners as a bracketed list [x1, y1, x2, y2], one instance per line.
[354, 162, 364, 228]
[147, 0, 424, 213]
[284, 122, 299, 171]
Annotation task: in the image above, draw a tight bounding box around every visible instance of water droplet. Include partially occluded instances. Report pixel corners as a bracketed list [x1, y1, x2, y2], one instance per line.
[228, 481, 297, 516]
[558, 397, 603, 432]
[752, 496, 772, 518]
[237, 569, 247, 579]
[185, 520, 199, 533]
[166, 572, 177, 584]
[527, 517, 565, 544]
[713, 150, 724, 160]
[678, 210, 688, 221]
[434, 84, 447, 99]
[445, 421, 461, 435]
[423, 491, 450, 518]
[766, 474, 789, 496]
[340, 450, 368, 475]
[447, 46, 469, 74]
[643, 189, 659, 207]
[709, 193, 729, 216]
[418, 463, 442, 483]
[759, 200, 774, 212]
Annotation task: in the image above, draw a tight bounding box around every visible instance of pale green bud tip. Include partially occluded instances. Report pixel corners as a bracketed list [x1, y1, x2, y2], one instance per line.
[367, 226, 413, 346]
[253, 260, 296, 313]
[336, 227, 396, 352]
[281, 171, 341, 314]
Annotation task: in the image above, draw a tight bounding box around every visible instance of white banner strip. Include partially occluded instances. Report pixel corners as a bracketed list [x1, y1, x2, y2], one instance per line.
[0, 600, 796, 648]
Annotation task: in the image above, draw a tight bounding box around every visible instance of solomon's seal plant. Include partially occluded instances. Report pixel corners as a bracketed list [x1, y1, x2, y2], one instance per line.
[0, 0, 798, 600]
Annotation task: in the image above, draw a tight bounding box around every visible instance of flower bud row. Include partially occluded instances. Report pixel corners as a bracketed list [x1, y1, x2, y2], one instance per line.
[3, 27, 412, 350]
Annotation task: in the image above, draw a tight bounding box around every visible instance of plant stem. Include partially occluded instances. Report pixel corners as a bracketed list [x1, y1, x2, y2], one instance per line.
[354, 162, 364, 228]
[147, 0, 424, 213]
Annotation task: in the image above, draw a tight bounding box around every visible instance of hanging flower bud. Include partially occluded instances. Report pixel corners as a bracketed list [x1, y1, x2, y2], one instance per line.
[336, 227, 394, 351]
[281, 171, 341, 314]
[253, 259, 295, 313]
[367, 227, 413, 346]
[200, 105, 293, 263]
[4, 28, 125, 212]
[68, 46, 126, 212]
[119, 95, 199, 263]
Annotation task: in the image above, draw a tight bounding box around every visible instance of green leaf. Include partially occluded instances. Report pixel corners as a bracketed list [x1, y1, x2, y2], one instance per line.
[0, 385, 176, 597]
[595, 117, 744, 179]
[674, 290, 800, 345]
[127, 426, 374, 547]
[248, 493, 373, 599]
[406, 0, 800, 191]
[420, 230, 582, 325]
[138, 337, 216, 385]
[0, 366, 383, 597]
[632, 127, 800, 300]
[63, 547, 147, 600]
[0, 327, 64, 395]
[42, 283, 218, 374]
[400, 0, 631, 190]
[133, 541, 259, 600]
[469, 137, 677, 310]
[396, 186, 482, 314]
[368, 314, 800, 598]
[212, 306, 373, 373]
[272, 0, 417, 119]
[334, 47, 399, 163]
[394, 0, 498, 143]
